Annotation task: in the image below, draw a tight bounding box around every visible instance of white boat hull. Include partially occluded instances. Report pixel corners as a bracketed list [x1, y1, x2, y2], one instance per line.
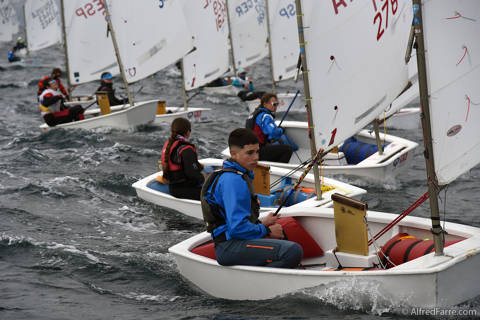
[222, 121, 418, 184]
[133, 158, 366, 220]
[246, 92, 305, 114]
[169, 207, 480, 307]
[39, 99, 157, 132]
[154, 107, 211, 124]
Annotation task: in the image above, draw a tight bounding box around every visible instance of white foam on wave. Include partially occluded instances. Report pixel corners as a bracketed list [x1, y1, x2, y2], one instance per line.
[299, 277, 409, 316]
[1, 233, 101, 264]
[121, 291, 172, 302]
[46, 242, 100, 263]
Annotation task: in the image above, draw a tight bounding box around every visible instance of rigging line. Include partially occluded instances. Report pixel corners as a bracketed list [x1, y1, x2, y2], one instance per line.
[465, 95, 480, 122]
[446, 11, 476, 22]
[365, 217, 388, 269]
[269, 158, 312, 189]
[368, 191, 430, 246]
[456, 45, 468, 66]
[443, 185, 448, 245]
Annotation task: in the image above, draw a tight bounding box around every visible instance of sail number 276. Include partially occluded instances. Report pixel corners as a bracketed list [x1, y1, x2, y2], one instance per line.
[372, 0, 398, 41]
[331, 0, 398, 41]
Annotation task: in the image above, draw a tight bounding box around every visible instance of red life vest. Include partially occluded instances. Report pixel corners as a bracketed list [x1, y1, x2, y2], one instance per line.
[38, 75, 68, 97]
[161, 138, 197, 183]
[245, 107, 268, 145]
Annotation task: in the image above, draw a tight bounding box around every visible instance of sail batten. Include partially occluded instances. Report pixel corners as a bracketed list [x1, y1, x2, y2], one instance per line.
[422, 0, 480, 185]
[301, 0, 412, 151]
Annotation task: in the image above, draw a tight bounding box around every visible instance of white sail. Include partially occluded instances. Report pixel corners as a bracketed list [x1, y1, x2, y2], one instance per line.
[302, 0, 412, 151]
[268, 0, 298, 82]
[63, 0, 119, 85]
[24, 0, 62, 52]
[422, 0, 480, 185]
[107, 0, 193, 84]
[182, 0, 230, 91]
[228, 0, 268, 69]
[0, 0, 18, 42]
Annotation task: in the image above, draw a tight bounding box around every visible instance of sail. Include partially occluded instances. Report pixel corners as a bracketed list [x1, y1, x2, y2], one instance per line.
[107, 0, 193, 84]
[182, 0, 230, 91]
[422, 0, 480, 185]
[63, 0, 119, 85]
[0, 0, 18, 42]
[301, 0, 412, 151]
[228, 0, 268, 69]
[268, 0, 298, 82]
[24, 0, 62, 52]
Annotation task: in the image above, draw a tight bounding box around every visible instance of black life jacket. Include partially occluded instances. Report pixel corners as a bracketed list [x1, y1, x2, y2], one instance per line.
[201, 167, 260, 234]
[245, 107, 269, 145]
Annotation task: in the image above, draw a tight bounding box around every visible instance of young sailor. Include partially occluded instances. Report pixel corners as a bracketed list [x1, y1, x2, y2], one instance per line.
[161, 118, 204, 200]
[39, 78, 84, 127]
[233, 68, 265, 101]
[246, 93, 293, 163]
[95, 72, 128, 106]
[201, 128, 302, 268]
[37, 68, 69, 100]
[7, 47, 20, 63]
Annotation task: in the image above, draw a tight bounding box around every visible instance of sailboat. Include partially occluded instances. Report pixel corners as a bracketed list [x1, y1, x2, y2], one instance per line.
[133, 158, 366, 220]
[169, 0, 480, 307]
[38, 0, 158, 132]
[202, 0, 268, 96]
[23, 0, 61, 55]
[245, 0, 305, 114]
[0, 0, 18, 42]
[106, 0, 210, 125]
[222, 0, 419, 184]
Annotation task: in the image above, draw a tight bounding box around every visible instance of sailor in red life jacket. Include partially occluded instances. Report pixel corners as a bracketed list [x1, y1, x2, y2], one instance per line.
[37, 68, 69, 100]
[38, 77, 84, 127]
[161, 118, 205, 200]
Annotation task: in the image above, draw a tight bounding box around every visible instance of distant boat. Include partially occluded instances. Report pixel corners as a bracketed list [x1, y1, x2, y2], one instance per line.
[39, 0, 157, 132]
[106, 0, 210, 125]
[133, 158, 366, 220]
[0, 0, 19, 42]
[24, 0, 62, 54]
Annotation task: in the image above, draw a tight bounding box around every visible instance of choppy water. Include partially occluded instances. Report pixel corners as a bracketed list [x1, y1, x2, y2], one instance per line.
[1, 42, 479, 320]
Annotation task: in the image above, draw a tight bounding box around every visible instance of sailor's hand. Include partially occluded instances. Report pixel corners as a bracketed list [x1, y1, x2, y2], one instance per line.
[268, 223, 284, 239]
[262, 212, 280, 227]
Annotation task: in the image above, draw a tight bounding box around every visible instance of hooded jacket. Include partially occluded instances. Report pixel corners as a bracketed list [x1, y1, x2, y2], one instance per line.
[204, 160, 267, 240]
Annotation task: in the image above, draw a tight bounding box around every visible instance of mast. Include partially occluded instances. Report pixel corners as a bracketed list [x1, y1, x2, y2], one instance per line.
[180, 59, 188, 111]
[265, 0, 276, 93]
[412, 0, 444, 255]
[225, 0, 237, 75]
[295, 0, 322, 200]
[59, 0, 72, 101]
[103, 0, 133, 107]
[23, 5, 30, 57]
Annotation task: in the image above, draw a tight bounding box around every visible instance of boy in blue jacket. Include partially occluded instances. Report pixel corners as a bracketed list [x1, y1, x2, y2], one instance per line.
[201, 128, 302, 268]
